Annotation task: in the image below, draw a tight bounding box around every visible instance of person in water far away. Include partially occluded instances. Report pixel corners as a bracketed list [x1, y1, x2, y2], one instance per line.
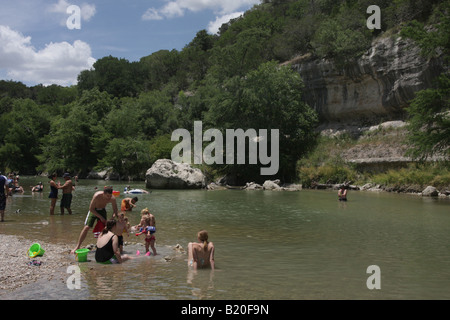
[338, 185, 348, 201]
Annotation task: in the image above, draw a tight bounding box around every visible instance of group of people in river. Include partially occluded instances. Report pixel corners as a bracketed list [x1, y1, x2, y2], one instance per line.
[0, 172, 216, 270]
[70, 185, 215, 269]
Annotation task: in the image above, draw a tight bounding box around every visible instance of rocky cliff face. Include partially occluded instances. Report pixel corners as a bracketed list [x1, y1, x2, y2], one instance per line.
[289, 34, 444, 123]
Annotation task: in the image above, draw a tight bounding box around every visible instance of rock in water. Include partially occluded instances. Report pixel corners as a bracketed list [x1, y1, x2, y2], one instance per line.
[422, 186, 439, 197]
[145, 159, 206, 189]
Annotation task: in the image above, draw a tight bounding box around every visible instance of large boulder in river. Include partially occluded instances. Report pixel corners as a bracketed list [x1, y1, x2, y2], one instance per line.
[421, 186, 439, 197]
[145, 159, 206, 189]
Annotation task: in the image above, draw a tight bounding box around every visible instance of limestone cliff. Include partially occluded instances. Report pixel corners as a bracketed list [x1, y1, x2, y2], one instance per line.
[287, 34, 444, 123]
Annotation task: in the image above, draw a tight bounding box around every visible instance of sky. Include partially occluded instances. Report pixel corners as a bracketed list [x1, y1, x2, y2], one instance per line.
[0, 0, 261, 87]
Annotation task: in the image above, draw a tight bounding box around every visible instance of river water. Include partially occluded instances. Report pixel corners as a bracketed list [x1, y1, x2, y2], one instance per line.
[1, 177, 449, 300]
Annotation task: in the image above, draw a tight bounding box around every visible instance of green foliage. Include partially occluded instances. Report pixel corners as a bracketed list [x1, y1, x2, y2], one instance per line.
[311, 3, 372, 66]
[370, 162, 450, 189]
[205, 61, 318, 181]
[38, 105, 96, 174]
[405, 74, 450, 160]
[298, 164, 357, 187]
[400, 1, 450, 160]
[97, 137, 152, 179]
[0, 99, 50, 173]
[209, 28, 272, 80]
[148, 135, 178, 164]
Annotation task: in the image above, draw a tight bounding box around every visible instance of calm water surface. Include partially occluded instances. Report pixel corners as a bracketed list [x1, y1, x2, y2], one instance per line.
[1, 177, 449, 299]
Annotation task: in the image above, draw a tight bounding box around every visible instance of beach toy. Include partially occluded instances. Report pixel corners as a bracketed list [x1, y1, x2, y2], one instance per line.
[28, 243, 45, 258]
[124, 188, 149, 194]
[113, 190, 120, 196]
[135, 226, 156, 236]
[27, 260, 42, 266]
[75, 248, 90, 262]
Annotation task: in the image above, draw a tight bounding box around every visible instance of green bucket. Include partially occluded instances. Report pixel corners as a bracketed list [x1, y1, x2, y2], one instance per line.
[28, 243, 45, 258]
[75, 248, 90, 262]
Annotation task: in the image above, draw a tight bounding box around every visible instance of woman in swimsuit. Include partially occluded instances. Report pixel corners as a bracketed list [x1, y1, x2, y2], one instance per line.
[48, 173, 59, 215]
[95, 219, 131, 264]
[187, 230, 215, 270]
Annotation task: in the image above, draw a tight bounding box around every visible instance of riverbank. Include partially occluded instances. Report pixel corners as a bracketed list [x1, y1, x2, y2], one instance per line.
[0, 234, 74, 296]
[297, 121, 450, 196]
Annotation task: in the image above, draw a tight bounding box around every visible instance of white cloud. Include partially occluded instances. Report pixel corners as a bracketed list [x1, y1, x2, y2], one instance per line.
[0, 25, 95, 86]
[161, 2, 185, 18]
[80, 3, 96, 21]
[142, 0, 259, 20]
[142, 8, 164, 21]
[207, 12, 244, 34]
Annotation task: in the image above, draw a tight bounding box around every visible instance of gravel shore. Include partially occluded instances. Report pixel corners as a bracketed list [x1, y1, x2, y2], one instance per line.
[0, 234, 76, 296]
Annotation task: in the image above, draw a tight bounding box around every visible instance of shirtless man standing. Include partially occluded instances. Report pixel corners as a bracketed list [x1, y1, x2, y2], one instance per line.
[59, 173, 73, 215]
[71, 186, 119, 254]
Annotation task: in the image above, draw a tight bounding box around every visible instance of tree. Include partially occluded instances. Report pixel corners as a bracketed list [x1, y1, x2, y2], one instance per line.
[80, 56, 141, 97]
[405, 75, 449, 160]
[209, 28, 272, 80]
[38, 105, 95, 174]
[206, 61, 318, 182]
[401, 3, 450, 160]
[97, 137, 152, 179]
[179, 30, 216, 85]
[0, 99, 51, 173]
[38, 89, 116, 174]
[139, 50, 181, 91]
[311, 3, 372, 66]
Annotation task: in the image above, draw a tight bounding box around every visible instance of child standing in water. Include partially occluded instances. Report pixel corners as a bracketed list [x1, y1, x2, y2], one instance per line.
[135, 208, 157, 256]
[115, 212, 129, 253]
[188, 230, 215, 270]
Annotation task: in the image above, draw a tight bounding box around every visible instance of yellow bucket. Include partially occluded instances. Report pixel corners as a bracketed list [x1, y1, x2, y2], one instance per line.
[75, 248, 89, 262]
[28, 243, 45, 258]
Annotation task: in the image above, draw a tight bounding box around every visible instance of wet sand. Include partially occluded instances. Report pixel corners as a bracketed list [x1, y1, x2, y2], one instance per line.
[0, 234, 75, 297]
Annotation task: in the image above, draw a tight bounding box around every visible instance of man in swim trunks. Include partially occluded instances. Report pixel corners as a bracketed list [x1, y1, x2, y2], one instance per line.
[71, 186, 119, 254]
[0, 173, 10, 222]
[59, 173, 73, 215]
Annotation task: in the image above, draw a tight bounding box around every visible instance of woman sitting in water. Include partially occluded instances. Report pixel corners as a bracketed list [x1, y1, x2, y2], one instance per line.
[95, 219, 131, 264]
[188, 230, 215, 270]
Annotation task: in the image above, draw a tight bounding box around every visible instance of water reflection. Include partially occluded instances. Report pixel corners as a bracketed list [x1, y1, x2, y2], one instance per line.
[187, 269, 216, 299]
